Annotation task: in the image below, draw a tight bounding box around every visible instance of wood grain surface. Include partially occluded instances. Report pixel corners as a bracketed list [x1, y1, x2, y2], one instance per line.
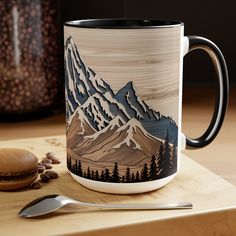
[0, 135, 236, 235]
[64, 26, 183, 122]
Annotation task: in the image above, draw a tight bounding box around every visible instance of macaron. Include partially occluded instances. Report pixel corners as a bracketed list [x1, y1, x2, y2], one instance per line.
[0, 148, 38, 191]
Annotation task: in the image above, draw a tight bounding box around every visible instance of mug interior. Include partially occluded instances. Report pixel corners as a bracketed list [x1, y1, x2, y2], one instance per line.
[64, 18, 183, 29]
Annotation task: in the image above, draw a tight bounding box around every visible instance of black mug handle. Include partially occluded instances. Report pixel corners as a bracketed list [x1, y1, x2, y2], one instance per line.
[184, 36, 229, 149]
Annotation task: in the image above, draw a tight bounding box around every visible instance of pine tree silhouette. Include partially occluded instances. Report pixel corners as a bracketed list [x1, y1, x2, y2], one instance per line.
[149, 155, 158, 180]
[75, 159, 78, 174]
[157, 142, 164, 174]
[170, 139, 178, 174]
[135, 171, 140, 182]
[164, 132, 171, 166]
[158, 144, 167, 177]
[67, 156, 72, 170]
[70, 162, 74, 174]
[156, 153, 162, 176]
[125, 167, 131, 183]
[122, 176, 125, 183]
[78, 161, 83, 177]
[83, 170, 86, 178]
[131, 173, 135, 182]
[112, 162, 120, 183]
[104, 169, 111, 182]
[159, 132, 172, 178]
[91, 170, 95, 180]
[100, 171, 105, 181]
[95, 170, 100, 180]
[159, 142, 164, 156]
[141, 163, 149, 181]
[87, 167, 91, 179]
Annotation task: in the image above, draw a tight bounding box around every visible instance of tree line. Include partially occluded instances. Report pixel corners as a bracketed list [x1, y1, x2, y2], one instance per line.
[68, 134, 177, 183]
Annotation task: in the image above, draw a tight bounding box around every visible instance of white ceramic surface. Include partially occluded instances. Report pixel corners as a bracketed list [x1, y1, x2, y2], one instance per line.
[70, 171, 176, 194]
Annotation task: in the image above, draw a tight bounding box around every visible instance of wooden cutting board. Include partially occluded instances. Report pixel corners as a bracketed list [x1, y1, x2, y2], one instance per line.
[0, 135, 236, 236]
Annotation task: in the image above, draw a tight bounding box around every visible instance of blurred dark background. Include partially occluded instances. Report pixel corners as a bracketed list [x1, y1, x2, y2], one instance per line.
[61, 0, 235, 89]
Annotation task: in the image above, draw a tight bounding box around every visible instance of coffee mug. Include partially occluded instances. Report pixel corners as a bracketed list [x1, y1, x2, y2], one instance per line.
[64, 19, 229, 194]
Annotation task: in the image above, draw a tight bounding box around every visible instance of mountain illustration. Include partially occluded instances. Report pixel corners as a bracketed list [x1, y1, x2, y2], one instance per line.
[114, 81, 159, 120]
[67, 106, 96, 148]
[65, 36, 178, 181]
[65, 37, 114, 115]
[73, 117, 162, 166]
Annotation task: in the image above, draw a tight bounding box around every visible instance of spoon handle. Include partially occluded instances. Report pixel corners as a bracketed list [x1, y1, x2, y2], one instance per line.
[75, 201, 193, 210]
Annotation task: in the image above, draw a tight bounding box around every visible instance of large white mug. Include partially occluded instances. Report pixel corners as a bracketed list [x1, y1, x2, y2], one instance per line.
[64, 19, 229, 194]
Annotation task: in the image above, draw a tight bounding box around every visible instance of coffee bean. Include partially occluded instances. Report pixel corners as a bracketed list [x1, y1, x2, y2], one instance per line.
[52, 159, 61, 164]
[45, 152, 56, 160]
[46, 152, 61, 164]
[45, 170, 58, 179]
[31, 181, 41, 189]
[44, 172, 52, 179]
[42, 158, 53, 164]
[42, 163, 52, 169]
[37, 164, 46, 173]
[40, 173, 50, 183]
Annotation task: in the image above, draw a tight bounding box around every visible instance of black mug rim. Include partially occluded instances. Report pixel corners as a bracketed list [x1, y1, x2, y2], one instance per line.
[64, 18, 184, 29]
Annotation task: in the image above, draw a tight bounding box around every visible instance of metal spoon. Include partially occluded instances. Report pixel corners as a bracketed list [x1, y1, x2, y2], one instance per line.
[19, 194, 193, 218]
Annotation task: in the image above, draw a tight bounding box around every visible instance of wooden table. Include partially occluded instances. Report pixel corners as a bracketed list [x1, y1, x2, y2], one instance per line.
[0, 88, 235, 235]
[1, 136, 236, 236]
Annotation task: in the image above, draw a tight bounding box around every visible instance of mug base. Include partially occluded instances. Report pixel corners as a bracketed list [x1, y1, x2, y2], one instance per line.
[69, 171, 177, 194]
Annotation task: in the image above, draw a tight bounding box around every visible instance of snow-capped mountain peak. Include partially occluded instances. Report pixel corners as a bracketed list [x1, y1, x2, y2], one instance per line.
[68, 106, 93, 128]
[80, 93, 116, 130]
[113, 118, 163, 150]
[109, 115, 125, 128]
[84, 115, 124, 140]
[116, 118, 147, 135]
[113, 118, 147, 150]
